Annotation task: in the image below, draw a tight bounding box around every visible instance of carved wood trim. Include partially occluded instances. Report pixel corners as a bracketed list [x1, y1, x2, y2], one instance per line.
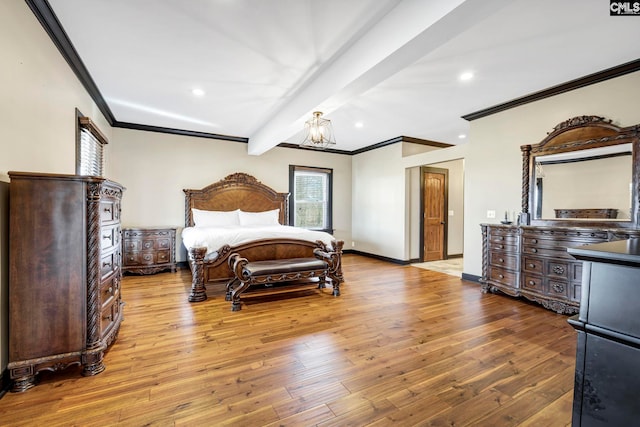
[521, 116, 640, 228]
[521, 145, 531, 215]
[85, 182, 102, 352]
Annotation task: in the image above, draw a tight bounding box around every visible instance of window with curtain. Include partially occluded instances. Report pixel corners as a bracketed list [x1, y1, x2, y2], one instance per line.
[289, 165, 333, 233]
[76, 110, 107, 176]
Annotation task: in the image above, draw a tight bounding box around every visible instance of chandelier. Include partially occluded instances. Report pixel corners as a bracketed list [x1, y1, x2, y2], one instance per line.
[299, 111, 336, 149]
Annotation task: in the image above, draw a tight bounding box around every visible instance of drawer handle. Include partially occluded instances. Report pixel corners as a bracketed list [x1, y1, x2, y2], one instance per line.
[499, 236, 504, 241]
[531, 248, 538, 253]
[499, 258, 504, 263]
[552, 283, 565, 293]
[108, 286, 113, 293]
[498, 274, 504, 279]
[103, 261, 112, 267]
[103, 314, 113, 322]
[103, 207, 112, 213]
[102, 234, 111, 240]
[552, 266, 565, 275]
[528, 280, 535, 286]
[532, 239, 538, 243]
[528, 264, 536, 269]
[499, 244, 504, 249]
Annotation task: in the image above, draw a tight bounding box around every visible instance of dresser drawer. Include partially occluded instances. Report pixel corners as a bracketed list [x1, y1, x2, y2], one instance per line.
[548, 260, 570, 279]
[522, 245, 572, 259]
[547, 279, 569, 299]
[156, 237, 171, 250]
[490, 234, 518, 245]
[124, 239, 141, 252]
[100, 225, 120, 252]
[156, 249, 171, 264]
[100, 298, 121, 337]
[570, 282, 581, 302]
[124, 249, 173, 265]
[100, 200, 119, 223]
[490, 242, 517, 252]
[488, 267, 518, 287]
[101, 251, 118, 279]
[489, 251, 518, 270]
[522, 274, 544, 293]
[522, 256, 543, 274]
[571, 263, 583, 282]
[100, 274, 120, 309]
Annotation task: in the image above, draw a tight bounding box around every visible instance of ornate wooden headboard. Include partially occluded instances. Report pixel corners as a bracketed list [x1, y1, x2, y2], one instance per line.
[183, 173, 290, 227]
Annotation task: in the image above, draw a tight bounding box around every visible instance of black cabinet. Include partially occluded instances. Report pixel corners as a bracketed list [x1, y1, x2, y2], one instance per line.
[567, 239, 640, 426]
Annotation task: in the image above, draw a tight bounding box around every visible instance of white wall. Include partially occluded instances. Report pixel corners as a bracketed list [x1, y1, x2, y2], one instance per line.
[464, 71, 640, 277]
[352, 143, 406, 258]
[108, 128, 352, 262]
[0, 1, 112, 178]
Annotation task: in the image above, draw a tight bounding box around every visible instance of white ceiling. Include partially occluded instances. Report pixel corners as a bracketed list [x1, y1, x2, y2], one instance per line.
[46, 0, 640, 154]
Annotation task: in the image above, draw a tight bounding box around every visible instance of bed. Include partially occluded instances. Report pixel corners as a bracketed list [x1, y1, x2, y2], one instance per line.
[182, 172, 343, 302]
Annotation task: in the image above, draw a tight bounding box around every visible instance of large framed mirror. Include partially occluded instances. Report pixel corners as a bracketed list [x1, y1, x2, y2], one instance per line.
[520, 116, 640, 228]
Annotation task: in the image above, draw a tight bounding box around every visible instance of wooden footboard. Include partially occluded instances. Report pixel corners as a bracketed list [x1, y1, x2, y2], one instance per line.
[183, 173, 344, 303]
[187, 238, 343, 302]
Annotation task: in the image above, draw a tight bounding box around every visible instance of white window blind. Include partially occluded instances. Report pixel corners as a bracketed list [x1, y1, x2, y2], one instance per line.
[289, 165, 333, 232]
[77, 115, 107, 176]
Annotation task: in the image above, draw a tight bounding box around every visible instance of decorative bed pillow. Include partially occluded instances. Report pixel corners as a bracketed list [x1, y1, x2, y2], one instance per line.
[239, 209, 280, 226]
[192, 208, 240, 227]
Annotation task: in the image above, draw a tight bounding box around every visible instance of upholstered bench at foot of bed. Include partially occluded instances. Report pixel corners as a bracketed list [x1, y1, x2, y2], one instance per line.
[226, 252, 342, 311]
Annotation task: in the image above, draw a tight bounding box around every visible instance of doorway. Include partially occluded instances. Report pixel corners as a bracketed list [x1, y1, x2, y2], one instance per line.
[421, 166, 448, 262]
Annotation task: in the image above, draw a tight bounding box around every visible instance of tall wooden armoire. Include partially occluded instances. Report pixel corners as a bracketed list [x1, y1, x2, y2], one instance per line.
[7, 172, 124, 392]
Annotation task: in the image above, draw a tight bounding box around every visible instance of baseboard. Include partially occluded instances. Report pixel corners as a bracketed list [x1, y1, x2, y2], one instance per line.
[447, 253, 463, 259]
[461, 273, 482, 283]
[0, 368, 9, 399]
[345, 250, 410, 265]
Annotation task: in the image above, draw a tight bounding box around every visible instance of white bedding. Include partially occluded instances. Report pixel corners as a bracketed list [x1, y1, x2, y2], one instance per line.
[181, 225, 335, 259]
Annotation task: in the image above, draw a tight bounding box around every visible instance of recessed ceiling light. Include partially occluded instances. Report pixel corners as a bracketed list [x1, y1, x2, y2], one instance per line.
[458, 134, 467, 139]
[355, 122, 364, 128]
[192, 88, 205, 97]
[459, 71, 474, 81]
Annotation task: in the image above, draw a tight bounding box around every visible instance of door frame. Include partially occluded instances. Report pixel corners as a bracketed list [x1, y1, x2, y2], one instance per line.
[420, 166, 449, 262]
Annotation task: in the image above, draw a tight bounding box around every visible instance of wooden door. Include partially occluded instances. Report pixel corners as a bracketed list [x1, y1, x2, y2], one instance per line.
[422, 168, 447, 261]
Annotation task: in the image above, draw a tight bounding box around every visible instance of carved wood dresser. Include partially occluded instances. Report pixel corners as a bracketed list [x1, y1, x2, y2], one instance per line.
[7, 172, 125, 392]
[481, 224, 640, 314]
[481, 115, 640, 314]
[123, 227, 177, 275]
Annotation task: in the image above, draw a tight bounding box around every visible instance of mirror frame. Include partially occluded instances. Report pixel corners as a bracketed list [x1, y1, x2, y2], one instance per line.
[520, 115, 640, 228]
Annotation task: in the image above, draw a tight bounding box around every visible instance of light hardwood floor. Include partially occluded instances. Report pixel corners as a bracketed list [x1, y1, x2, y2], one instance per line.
[0, 254, 576, 426]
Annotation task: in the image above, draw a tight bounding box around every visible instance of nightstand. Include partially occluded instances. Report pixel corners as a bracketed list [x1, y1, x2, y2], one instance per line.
[122, 227, 177, 275]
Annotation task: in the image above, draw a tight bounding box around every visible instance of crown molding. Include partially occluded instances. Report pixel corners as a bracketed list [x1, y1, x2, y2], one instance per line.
[114, 122, 248, 143]
[462, 58, 640, 121]
[29, 0, 637, 155]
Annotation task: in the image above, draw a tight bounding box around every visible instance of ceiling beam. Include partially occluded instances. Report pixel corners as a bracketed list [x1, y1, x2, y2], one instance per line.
[247, 0, 511, 155]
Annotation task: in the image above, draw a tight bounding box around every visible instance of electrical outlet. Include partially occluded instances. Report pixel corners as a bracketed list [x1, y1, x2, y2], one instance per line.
[448, 210, 454, 216]
[487, 210, 496, 219]
[351, 241, 355, 248]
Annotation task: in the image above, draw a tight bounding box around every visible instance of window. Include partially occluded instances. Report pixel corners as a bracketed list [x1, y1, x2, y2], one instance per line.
[76, 109, 107, 176]
[289, 165, 333, 233]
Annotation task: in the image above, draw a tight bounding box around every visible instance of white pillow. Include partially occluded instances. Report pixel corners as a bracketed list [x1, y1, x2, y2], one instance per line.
[192, 208, 240, 227]
[239, 209, 280, 226]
